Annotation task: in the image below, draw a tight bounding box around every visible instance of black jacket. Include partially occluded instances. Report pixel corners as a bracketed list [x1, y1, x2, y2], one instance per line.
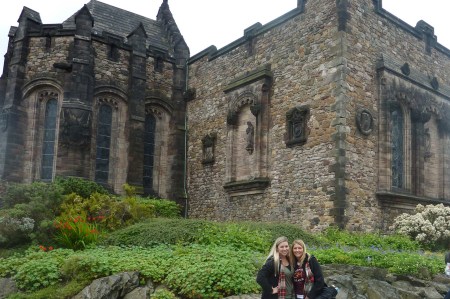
[296, 254, 325, 299]
[256, 257, 279, 299]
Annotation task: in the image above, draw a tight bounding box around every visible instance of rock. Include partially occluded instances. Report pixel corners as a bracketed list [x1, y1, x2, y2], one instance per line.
[67, 266, 450, 299]
[0, 278, 17, 299]
[123, 286, 150, 299]
[366, 280, 400, 298]
[72, 271, 139, 299]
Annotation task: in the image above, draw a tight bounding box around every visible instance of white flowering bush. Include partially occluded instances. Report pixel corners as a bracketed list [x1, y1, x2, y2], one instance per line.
[390, 204, 450, 249]
[0, 216, 35, 247]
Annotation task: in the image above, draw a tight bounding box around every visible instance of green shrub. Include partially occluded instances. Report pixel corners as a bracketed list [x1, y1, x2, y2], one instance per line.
[196, 223, 272, 252]
[60, 193, 159, 231]
[0, 216, 35, 247]
[0, 182, 64, 247]
[313, 247, 442, 278]
[123, 184, 181, 218]
[54, 177, 109, 198]
[318, 227, 420, 251]
[234, 221, 321, 251]
[102, 218, 209, 247]
[144, 197, 181, 218]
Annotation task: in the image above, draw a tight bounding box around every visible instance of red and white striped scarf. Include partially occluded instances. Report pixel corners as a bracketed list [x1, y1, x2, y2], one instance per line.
[278, 269, 287, 299]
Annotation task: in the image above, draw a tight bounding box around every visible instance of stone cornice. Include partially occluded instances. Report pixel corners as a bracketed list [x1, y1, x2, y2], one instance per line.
[188, 6, 304, 64]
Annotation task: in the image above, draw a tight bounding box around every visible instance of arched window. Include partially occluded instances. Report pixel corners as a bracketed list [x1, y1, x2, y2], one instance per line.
[143, 114, 156, 194]
[391, 106, 404, 188]
[41, 99, 58, 181]
[95, 105, 112, 183]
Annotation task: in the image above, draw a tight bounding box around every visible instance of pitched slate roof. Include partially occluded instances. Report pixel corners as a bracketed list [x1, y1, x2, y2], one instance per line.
[19, 7, 42, 24]
[62, 0, 169, 51]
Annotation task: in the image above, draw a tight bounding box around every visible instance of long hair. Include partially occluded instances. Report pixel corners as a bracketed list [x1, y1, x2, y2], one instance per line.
[267, 236, 289, 275]
[290, 239, 308, 266]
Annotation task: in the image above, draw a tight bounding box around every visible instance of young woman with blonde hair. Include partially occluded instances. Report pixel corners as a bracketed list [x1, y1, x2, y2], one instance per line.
[257, 236, 295, 299]
[290, 239, 336, 299]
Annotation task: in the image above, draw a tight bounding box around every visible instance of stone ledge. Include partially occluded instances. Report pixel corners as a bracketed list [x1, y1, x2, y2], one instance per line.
[223, 178, 270, 196]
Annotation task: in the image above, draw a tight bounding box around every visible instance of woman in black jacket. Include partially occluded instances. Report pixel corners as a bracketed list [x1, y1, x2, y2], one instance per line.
[291, 239, 330, 299]
[256, 236, 294, 299]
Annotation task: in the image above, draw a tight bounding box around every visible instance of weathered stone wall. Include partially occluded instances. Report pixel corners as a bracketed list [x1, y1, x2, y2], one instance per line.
[344, 0, 450, 230]
[93, 41, 130, 90]
[187, 0, 341, 230]
[187, 0, 450, 231]
[25, 36, 72, 79]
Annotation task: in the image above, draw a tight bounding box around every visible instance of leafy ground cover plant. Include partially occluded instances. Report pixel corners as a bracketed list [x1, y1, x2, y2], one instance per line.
[318, 226, 420, 251]
[152, 288, 177, 299]
[163, 244, 261, 298]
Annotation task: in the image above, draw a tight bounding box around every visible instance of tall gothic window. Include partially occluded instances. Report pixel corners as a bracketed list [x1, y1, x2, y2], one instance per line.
[391, 106, 404, 188]
[95, 105, 112, 183]
[143, 114, 156, 194]
[41, 99, 58, 181]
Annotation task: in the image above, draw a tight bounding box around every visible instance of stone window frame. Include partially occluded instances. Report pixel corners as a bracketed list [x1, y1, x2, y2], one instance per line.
[378, 80, 445, 197]
[40, 97, 59, 182]
[285, 105, 310, 147]
[32, 90, 63, 182]
[94, 103, 113, 185]
[376, 58, 450, 229]
[379, 94, 413, 194]
[223, 65, 272, 195]
[92, 89, 128, 194]
[143, 97, 173, 198]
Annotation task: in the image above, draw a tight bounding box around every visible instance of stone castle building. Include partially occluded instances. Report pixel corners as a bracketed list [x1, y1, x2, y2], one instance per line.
[1, 0, 450, 231]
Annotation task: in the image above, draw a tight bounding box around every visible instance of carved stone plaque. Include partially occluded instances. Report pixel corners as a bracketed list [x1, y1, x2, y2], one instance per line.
[356, 108, 374, 135]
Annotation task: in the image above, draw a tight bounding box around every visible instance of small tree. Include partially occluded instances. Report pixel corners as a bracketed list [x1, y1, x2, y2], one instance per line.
[390, 203, 450, 250]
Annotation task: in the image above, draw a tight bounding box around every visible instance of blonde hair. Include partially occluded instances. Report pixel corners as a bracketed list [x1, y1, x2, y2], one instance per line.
[290, 239, 308, 266]
[267, 236, 289, 275]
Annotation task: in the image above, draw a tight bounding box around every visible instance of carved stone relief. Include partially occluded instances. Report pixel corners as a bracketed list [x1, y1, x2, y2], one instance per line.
[60, 108, 92, 147]
[424, 127, 432, 161]
[245, 122, 254, 154]
[356, 108, 374, 136]
[202, 133, 216, 164]
[286, 105, 310, 147]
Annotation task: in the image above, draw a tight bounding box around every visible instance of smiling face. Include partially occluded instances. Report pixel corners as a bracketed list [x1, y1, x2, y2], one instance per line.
[292, 242, 304, 259]
[277, 241, 290, 258]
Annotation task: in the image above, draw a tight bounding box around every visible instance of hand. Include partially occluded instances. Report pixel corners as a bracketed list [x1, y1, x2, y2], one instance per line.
[272, 286, 279, 294]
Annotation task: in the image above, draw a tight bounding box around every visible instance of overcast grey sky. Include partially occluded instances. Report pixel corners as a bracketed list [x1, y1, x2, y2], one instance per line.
[0, 0, 449, 72]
